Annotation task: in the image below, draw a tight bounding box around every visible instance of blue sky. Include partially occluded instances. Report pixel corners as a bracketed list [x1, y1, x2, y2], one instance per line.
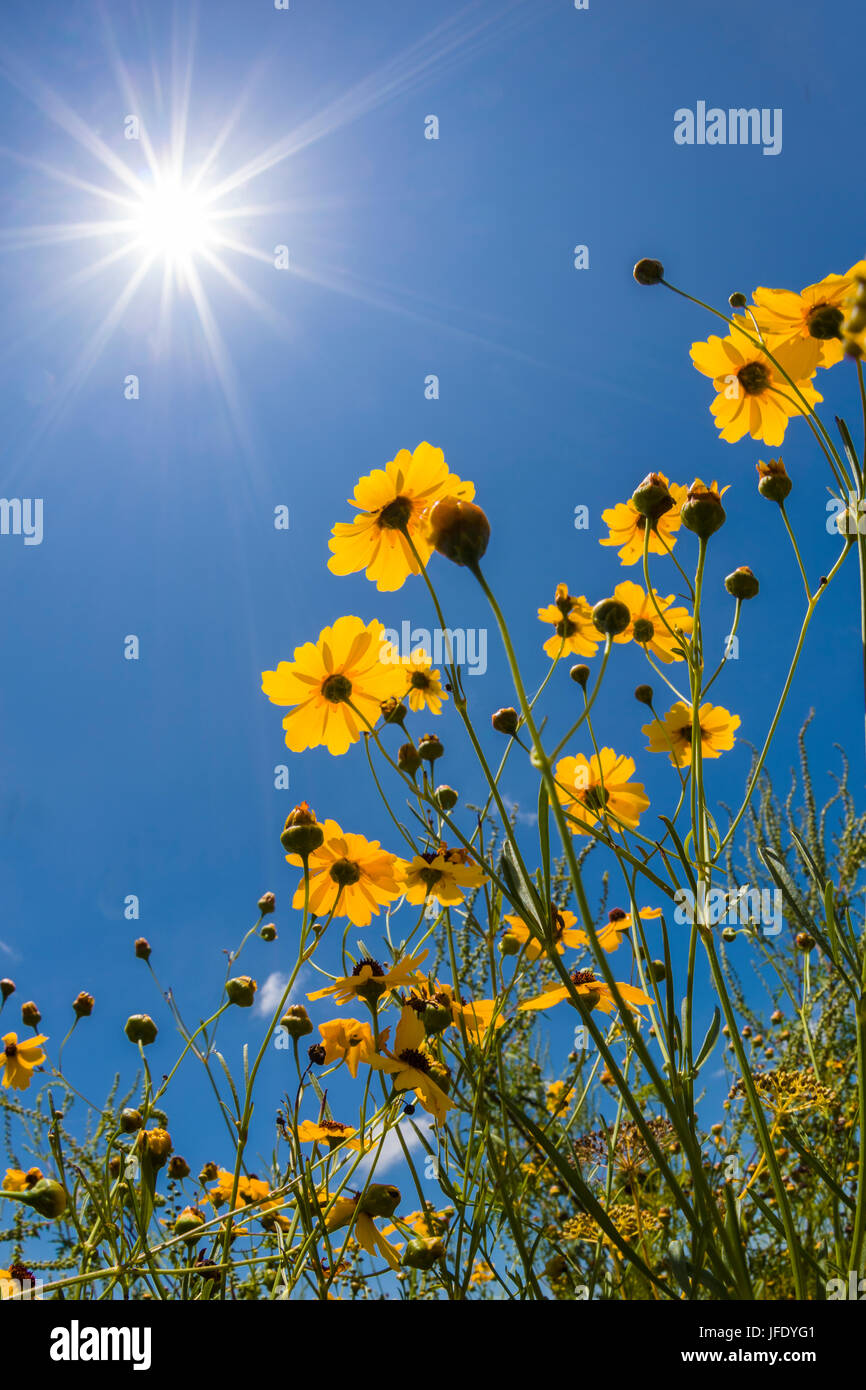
[0, 0, 863, 1186]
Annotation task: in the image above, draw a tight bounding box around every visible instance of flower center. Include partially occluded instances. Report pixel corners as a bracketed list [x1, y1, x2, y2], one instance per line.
[352, 957, 384, 978]
[321, 673, 353, 704]
[378, 495, 413, 530]
[806, 302, 843, 340]
[410, 670, 432, 690]
[737, 361, 770, 395]
[633, 617, 655, 643]
[330, 857, 362, 887]
[399, 1048, 431, 1074]
[555, 618, 577, 637]
[4, 1042, 17, 1059]
[319, 1120, 349, 1133]
[418, 867, 444, 888]
[582, 786, 610, 812]
[571, 969, 597, 986]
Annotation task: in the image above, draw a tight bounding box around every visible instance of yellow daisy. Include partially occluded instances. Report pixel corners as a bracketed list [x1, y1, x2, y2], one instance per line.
[519, 967, 653, 1017]
[600, 476, 688, 566]
[749, 265, 864, 369]
[2, 1168, 28, 1192]
[296, 1119, 362, 1151]
[286, 819, 401, 928]
[396, 844, 488, 906]
[327, 443, 475, 592]
[537, 585, 600, 660]
[573, 905, 662, 954]
[611, 581, 692, 663]
[365, 1006, 454, 1123]
[400, 648, 448, 715]
[317, 1017, 381, 1078]
[643, 700, 740, 767]
[262, 616, 401, 756]
[502, 904, 582, 961]
[690, 324, 821, 445]
[554, 749, 649, 835]
[308, 950, 429, 1007]
[1, 1032, 48, 1092]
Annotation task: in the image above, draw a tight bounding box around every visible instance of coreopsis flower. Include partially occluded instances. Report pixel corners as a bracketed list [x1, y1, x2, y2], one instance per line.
[262, 616, 402, 756]
[469, 1260, 495, 1285]
[208, 1169, 275, 1212]
[518, 968, 653, 1017]
[689, 325, 822, 445]
[322, 1192, 402, 1271]
[572, 905, 662, 954]
[365, 1005, 454, 1123]
[554, 749, 649, 834]
[296, 1119, 362, 1151]
[611, 581, 692, 663]
[317, 1017, 381, 1077]
[502, 905, 582, 960]
[286, 819, 401, 927]
[643, 701, 740, 767]
[600, 476, 688, 566]
[748, 266, 864, 368]
[382, 1204, 453, 1239]
[398, 648, 448, 715]
[537, 585, 600, 660]
[2, 1168, 27, 1192]
[1, 1031, 47, 1091]
[545, 1081, 575, 1115]
[396, 843, 487, 906]
[308, 950, 429, 1007]
[327, 443, 475, 591]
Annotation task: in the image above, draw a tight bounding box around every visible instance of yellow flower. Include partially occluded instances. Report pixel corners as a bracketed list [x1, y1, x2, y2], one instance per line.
[643, 701, 740, 767]
[365, 1006, 454, 1123]
[317, 1017, 381, 1078]
[382, 1204, 453, 1238]
[308, 950, 429, 1007]
[554, 749, 649, 835]
[327, 443, 475, 592]
[262, 616, 401, 756]
[469, 1259, 495, 1285]
[296, 1119, 361, 1150]
[286, 819, 401, 927]
[600, 476, 688, 566]
[611, 581, 692, 663]
[208, 1169, 274, 1212]
[396, 844, 487, 906]
[545, 1081, 575, 1115]
[572, 906, 661, 954]
[748, 266, 864, 369]
[399, 648, 448, 715]
[690, 324, 821, 445]
[537, 585, 600, 660]
[322, 1193, 403, 1271]
[502, 905, 582, 960]
[2, 1168, 27, 1192]
[1, 1032, 48, 1091]
[519, 968, 653, 1017]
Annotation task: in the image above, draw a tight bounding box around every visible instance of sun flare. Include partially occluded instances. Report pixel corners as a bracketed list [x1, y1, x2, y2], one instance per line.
[131, 180, 214, 263]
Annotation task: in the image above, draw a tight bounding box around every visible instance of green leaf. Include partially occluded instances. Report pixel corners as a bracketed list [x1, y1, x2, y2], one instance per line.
[694, 1007, 721, 1075]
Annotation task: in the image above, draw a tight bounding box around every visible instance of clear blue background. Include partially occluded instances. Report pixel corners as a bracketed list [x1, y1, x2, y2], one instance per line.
[0, 0, 862, 1185]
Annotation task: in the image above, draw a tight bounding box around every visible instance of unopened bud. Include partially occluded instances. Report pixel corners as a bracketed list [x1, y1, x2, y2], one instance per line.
[226, 976, 257, 1008]
[592, 597, 631, 637]
[168, 1156, 190, 1181]
[258, 892, 276, 915]
[426, 497, 490, 567]
[398, 742, 422, 777]
[725, 566, 759, 601]
[634, 684, 654, 706]
[280, 1004, 313, 1039]
[21, 1001, 41, 1028]
[681, 479, 726, 539]
[260, 922, 277, 942]
[729, 292, 747, 308]
[125, 1013, 158, 1046]
[756, 458, 792, 504]
[434, 784, 459, 811]
[134, 937, 152, 962]
[418, 732, 444, 764]
[632, 472, 674, 522]
[72, 991, 94, 1019]
[0, 979, 15, 1002]
[570, 664, 590, 687]
[120, 1108, 143, 1134]
[491, 707, 518, 735]
[281, 803, 325, 856]
[633, 258, 664, 286]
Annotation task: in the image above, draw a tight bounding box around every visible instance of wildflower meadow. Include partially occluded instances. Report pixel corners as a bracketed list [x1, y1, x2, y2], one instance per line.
[0, 0, 864, 1365]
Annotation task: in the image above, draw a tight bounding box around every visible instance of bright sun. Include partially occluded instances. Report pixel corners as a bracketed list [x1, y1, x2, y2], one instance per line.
[132, 180, 214, 262]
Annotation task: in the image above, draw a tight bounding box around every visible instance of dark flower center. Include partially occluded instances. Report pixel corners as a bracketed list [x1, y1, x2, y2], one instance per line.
[556, 618, 577, 637]
[582, 786, 610, 812]
[330, 857, 362, 887]
[571, 969, 597, 987]
[410, 670, 432, 690]
[633, 618, 655, 643]
[806, 302, 843, 340]
[737, 361, 770, 395]
[609, 908, 627, 923]
[352, 957, 384, 978]
[399, 1048, 431, 1074]
[322, 673, 353, 704]
[319, 1120, 349, 1133]
[4, 1043, 17, 1059]
[378, 495, 413, 530]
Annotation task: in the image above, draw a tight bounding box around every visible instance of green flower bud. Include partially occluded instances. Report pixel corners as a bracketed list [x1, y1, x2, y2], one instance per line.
[681, 480, 726, 540]
[125, 1014, 158, 1046]
[17, 1178, 67, 1219]
[281, 803, 325, 856]
[357, 1183, 401, 1219]
[592, 597, 631, 637]
[570, 664, 590, 687]
[434, 785, 459, 812]
[633, 258, 664, 286]
[418, 732, 444, 764]
[120, 1108, 143, 1134]
[725, 566, 759, 600]
[175, 1206, 206, 1241]
[634, 684, 654, 706]
[260, 923, 277, 942]
[398, 742, 422, 777]
[491, 707, 519, 735]
[226, 977, 257, 1008]
[402, 1237, 445, 1270]
[631, 472, 674, 521]
[280, 1004, 313, 1039]
[426, 497, 490, 567]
